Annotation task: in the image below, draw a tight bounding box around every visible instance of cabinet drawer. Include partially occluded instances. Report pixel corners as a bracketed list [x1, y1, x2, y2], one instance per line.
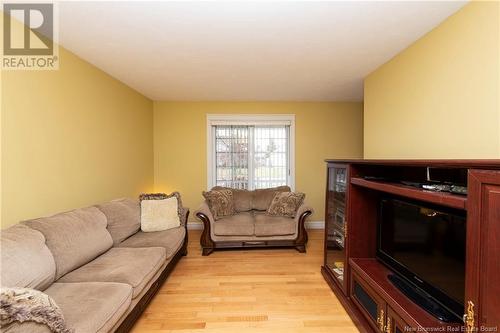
[350, 271, 386, 332]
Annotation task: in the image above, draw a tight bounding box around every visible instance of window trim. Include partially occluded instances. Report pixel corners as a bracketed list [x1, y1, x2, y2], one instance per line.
[206, 114, 295, 191]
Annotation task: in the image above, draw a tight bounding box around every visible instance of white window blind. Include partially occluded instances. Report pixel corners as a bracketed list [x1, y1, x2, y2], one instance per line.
[211, 124, 291, 190]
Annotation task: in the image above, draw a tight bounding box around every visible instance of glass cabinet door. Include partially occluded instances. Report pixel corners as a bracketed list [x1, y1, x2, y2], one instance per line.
[325, 165, 347, 288]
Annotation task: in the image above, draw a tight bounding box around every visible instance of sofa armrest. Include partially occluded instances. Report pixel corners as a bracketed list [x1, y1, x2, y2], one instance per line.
[195, 202, 215, 225]
[293, 202, 313, 253]
[295, 203, 313, 223]
[195, 202, 216, 255]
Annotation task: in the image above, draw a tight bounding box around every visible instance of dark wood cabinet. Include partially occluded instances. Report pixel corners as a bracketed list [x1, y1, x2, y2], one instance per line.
[322, 160, 500, 333]
[465, 170, 500, 333]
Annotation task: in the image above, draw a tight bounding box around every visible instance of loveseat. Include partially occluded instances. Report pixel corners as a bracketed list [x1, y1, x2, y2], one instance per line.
[195, 186, 313, 256]
[0, 198, 188, 333]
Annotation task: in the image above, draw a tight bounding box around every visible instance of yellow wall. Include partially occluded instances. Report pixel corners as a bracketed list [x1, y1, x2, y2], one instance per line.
[8, 2, 495, 227]
[364, 1, 500, 159]
[1, 46, 154, 227]
[153, 102, 363, 221]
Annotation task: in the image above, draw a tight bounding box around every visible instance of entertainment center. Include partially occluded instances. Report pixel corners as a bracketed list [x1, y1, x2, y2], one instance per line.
[322, 160, 500, 333]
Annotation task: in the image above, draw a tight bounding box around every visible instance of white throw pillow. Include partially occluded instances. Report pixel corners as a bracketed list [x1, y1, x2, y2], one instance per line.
[140, 197, 181, 232]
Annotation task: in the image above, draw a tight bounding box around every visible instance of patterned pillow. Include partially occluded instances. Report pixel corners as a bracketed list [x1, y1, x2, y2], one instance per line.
[266, 192, 305, 218]
[202, 189, 235, 220]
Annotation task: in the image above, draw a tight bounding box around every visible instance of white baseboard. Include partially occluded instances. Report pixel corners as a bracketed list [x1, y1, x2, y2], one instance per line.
[305, 220, 325, 229]
[187, 220, 324, 230]
[187, 221, 204, 230]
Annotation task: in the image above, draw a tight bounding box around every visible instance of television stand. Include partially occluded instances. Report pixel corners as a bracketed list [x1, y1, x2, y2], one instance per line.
[322, 160, 500, 333]
[387, 274, 458, 323]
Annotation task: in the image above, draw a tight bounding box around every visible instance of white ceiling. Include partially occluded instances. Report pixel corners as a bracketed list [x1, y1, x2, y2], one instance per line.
[58, 1, 467, 101]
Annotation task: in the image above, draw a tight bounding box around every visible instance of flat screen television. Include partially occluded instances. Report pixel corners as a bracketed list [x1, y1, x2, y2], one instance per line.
[377, 197, 466, 322]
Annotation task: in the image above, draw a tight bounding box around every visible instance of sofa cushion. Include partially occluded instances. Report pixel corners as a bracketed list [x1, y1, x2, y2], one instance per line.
[58, 247, 166, 298]
[213, 187, 253, 212]
[0, 225, 56, 291]
[254, 214, 296, 237]
[203, 189, 235, 220]
[117, 226, 186, 259]
[23, 207, 113, 280]
[252, 186, 291, 211]
[45, 282, 132, 333]
[213, 212, 255, 236]
[3, 321, 52, 333]
[96, 198, 140, 245]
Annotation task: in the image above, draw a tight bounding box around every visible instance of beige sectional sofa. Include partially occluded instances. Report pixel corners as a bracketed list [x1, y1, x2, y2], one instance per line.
[1, 198, 188, 333]
[195, 186, 313, 256]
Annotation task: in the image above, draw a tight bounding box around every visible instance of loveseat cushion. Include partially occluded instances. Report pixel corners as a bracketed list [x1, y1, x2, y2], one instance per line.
[117, 226, 186, 259]
[213, 187, 253, 212]
[0, 225, 56, 291]
[45, 282, 132, 333]
[96, 198, 140, 245]
[213, 212, 254, 236]
[58, 247, 166, 298]
[23, 207, 113, 280]
[252, 186, 291, 211]
[254, 214, 296, 237]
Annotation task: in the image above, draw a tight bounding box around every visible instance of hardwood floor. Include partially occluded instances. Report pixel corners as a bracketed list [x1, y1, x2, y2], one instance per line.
[131, 229, 359, 333]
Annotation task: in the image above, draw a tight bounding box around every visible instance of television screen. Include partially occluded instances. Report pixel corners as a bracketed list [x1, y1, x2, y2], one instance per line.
[378, 198, 466, 318]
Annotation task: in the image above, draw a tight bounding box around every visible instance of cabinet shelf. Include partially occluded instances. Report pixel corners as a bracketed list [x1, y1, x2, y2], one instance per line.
[350, 177, 467, 210]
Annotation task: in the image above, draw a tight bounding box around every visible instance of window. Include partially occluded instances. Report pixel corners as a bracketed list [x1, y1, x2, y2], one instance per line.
[207, 115, 295, 190]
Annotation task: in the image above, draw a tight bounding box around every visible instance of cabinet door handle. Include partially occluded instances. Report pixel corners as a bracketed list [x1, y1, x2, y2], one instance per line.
[377, 309, 385, 331]
[464, 301, 475, 333]
[385, 316, 391, 333]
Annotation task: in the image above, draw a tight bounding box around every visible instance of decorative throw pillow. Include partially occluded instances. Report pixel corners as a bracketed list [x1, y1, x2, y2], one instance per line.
[252, 186, 291, 211]
[202, 189, 235, 220]
[0, 287, 73, 333]
[139, 192, 182, 232]
[266, 192, 305, 218]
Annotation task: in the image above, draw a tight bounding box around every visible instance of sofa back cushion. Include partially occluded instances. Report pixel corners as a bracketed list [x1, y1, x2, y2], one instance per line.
[96, 198, 140, 245]
[23, 207, 112, 279]
[252, 186, 291, 211]
[0, 224, 56, 290]
[212, 187, 253, 212]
